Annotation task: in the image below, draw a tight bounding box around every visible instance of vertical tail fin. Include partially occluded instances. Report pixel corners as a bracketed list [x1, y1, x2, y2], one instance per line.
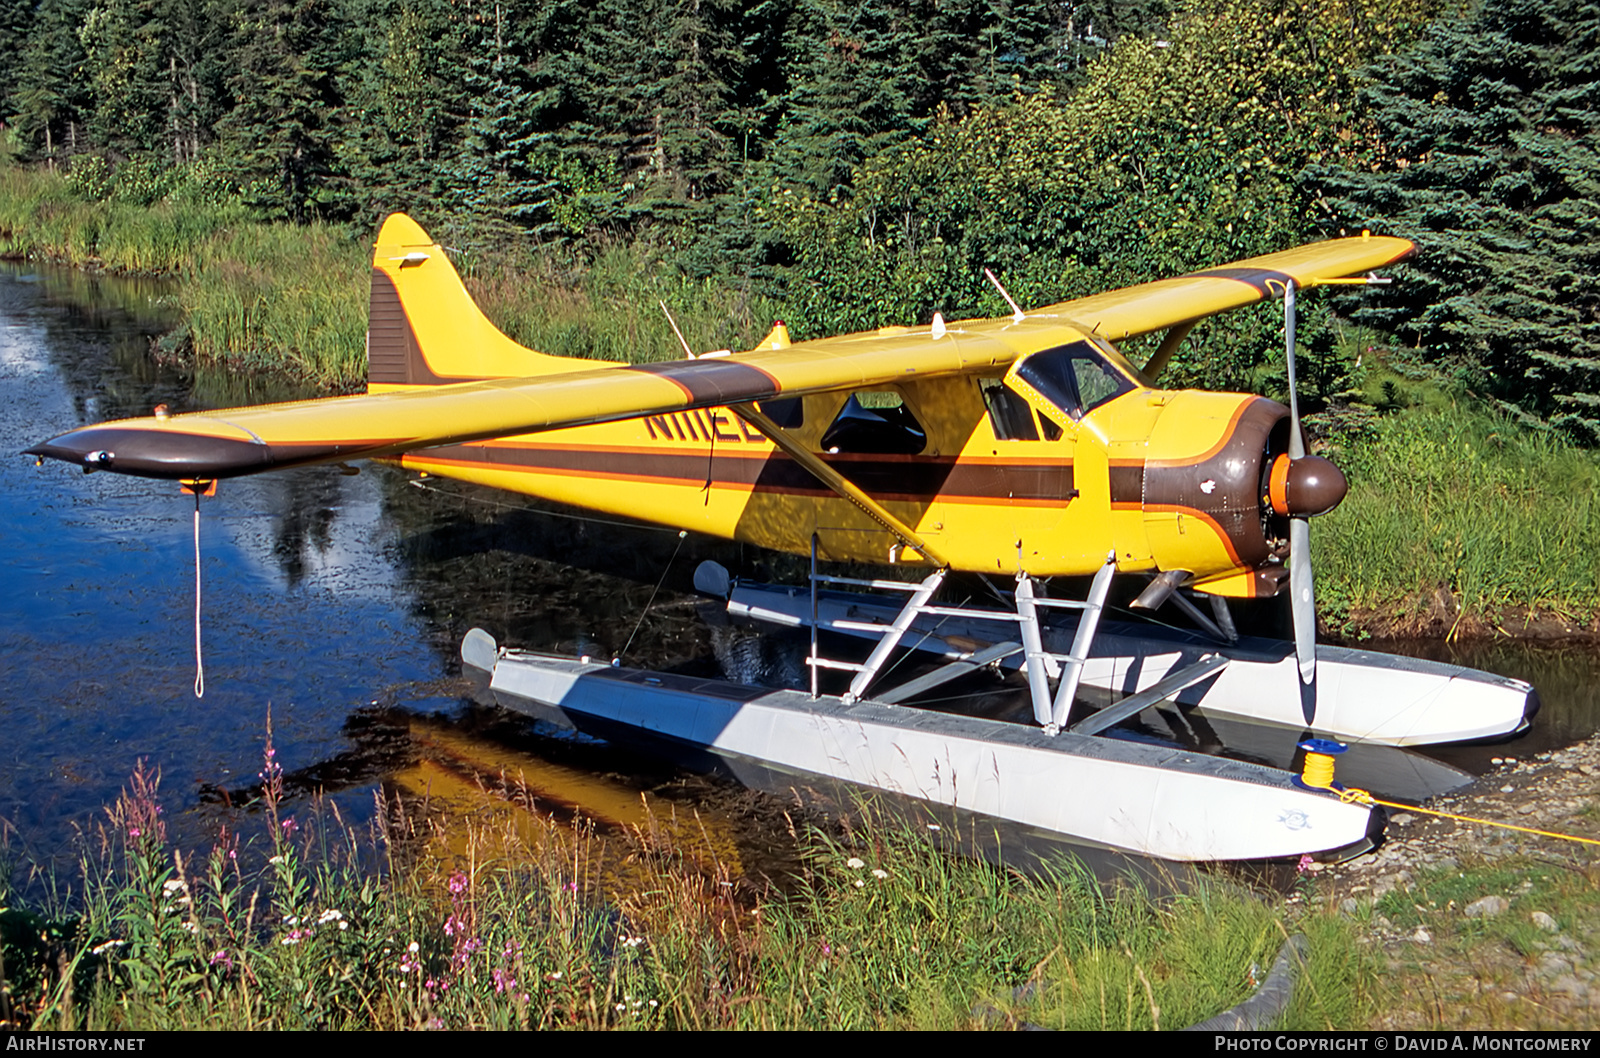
[367, 214, 581, 389]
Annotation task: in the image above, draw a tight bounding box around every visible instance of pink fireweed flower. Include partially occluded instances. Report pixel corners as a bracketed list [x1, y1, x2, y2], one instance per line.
[448, 873, 468, 895]
[1296, 854, 1315, 874]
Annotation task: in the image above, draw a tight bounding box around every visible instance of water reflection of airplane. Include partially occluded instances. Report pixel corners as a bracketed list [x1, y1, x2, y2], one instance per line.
[31, 215, 1535, 863]
[199, 707, 764, 893]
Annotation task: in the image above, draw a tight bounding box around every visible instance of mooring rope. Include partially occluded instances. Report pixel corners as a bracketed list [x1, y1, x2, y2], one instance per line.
[1300, 743, 1600, 849]
[192, 488, 204, 699]
[619, 530, 688, 664]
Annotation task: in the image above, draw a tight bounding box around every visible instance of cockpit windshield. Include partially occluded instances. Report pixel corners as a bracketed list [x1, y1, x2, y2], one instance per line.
[1012, 340, 1137, 421]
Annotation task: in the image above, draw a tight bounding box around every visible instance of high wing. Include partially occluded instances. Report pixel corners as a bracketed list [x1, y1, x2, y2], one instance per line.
[26, 215, 1412, 481]
[1040, 234, 1412, 340]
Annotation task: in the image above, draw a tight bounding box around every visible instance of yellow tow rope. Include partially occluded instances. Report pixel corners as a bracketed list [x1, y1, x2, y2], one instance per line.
[1297, 740, 1600, 850]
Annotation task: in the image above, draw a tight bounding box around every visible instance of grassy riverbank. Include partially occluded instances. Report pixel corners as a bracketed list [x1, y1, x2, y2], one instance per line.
[1317, 400, 1600, 638]
[0, 757, 1367, 1031]
[0, 164, 780, 390]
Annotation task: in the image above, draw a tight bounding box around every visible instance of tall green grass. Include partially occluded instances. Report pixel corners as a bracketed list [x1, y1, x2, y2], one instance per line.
[464, 238, 782, 366]
[0, 163, 783, 391]
[1318, 404, 1600, 628]
[0, 752, 1368, 1031]
[0, 165, 245, 273]
[178, 224, 370, 388]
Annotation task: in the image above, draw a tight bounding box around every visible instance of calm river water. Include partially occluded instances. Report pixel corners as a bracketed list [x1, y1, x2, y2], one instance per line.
[3, 262, 1597, 889]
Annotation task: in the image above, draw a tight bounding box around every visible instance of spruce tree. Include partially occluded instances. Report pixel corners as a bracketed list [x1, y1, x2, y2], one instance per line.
[212, 0, 348, 219]
[1312, 0, 1600, 441]
[10, 0, 93, 164]
[0, 0, 36, 120]
[772, 0, 916, 198]
[334, 0, 463, 226]
[79, 0, 169, 157]
[449, 0, 555, 243]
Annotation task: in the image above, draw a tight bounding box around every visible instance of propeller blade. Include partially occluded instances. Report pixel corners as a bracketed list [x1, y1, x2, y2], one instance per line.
[1290, 517, 1317, 683]
[1284, 279, 1317, 721]
[1285, 280, 1303, 460]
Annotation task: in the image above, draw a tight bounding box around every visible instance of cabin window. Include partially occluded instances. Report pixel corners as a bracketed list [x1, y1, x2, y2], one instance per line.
[820, 392, 927, 454]
[1014, 341, 1135, 420]
[757, 396, 804, 429]
[978, 378, 1039, 440]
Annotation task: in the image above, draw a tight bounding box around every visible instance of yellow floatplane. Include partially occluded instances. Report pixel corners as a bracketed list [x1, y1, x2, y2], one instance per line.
[27, 215, 1536, 862]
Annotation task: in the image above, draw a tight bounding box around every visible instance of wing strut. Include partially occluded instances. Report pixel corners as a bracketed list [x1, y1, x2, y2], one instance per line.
[1141, 320, 1198, 382]
[730, 404, 949, 568]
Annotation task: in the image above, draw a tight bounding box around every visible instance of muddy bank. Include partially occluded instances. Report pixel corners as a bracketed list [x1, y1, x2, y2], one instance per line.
[1333, 594, 1600, 644]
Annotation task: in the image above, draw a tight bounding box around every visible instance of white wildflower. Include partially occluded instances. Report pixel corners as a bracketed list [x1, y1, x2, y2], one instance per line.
[846, 857, 865, 869]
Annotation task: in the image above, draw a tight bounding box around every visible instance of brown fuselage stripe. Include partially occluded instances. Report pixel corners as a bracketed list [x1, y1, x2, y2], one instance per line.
[414, 443, 1076, 505]
[1107, 398, 1289, 568]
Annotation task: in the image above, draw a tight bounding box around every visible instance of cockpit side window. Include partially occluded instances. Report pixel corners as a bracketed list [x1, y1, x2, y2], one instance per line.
[978, 378, 1039, 441]
[1013, 341, 1136, 421]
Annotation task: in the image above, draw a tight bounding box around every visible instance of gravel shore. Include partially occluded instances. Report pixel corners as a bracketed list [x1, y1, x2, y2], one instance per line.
[1311, 737, 1600, 1026]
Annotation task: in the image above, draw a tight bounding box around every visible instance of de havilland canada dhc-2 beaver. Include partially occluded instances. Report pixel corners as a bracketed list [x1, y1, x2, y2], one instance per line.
[27, 214, 1538, 864]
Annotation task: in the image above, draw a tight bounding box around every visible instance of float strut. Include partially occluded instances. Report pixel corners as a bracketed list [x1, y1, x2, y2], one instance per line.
[844, 568, 947, 704]
[810, 532, 820, 699]
[1049, 552, 1118, 731]
[1014, 575, 1056, 727]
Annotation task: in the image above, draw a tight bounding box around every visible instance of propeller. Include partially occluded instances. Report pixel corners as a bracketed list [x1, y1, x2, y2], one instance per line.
[1274, 280, 1350, 725]
[1284, 281, 1317, 720]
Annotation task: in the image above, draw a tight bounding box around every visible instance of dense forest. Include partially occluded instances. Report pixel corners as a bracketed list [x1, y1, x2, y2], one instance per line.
[0, 0, 1596, 440]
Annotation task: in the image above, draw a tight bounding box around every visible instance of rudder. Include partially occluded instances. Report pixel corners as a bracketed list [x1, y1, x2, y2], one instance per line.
[367, 214, 583, 389]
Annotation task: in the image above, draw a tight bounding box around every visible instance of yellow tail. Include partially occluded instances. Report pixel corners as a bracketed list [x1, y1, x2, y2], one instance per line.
[367, 213, 588, 389]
